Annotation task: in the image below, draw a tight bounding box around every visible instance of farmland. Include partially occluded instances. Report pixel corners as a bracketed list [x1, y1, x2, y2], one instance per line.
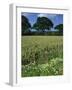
[21, 36, 63, 77]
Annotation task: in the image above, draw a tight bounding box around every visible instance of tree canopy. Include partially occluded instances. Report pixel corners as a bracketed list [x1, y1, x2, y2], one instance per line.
[21, 15, 63, 36]
[21, 15, 31, 35]
[54, 24, 63, 35]
[54, 24, 63, 31]
[33, 17, 53, 32]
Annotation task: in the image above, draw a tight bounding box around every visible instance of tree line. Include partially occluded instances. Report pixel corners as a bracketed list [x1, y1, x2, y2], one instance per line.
[21, 15, 63, 36]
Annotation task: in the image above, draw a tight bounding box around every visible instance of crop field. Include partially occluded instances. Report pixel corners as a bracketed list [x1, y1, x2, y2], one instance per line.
[21, 36, 63, 77]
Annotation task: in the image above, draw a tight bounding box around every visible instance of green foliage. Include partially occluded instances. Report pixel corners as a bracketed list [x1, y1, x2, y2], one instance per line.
[33, 17, 53, 32]
[54, 24, 63, 35]
[21, 58, 63, 77]
[21, 15, 31, 35]
[55, 24, 63, 30]
[21, 36, 63, 77]
[21, 16, 63, 36]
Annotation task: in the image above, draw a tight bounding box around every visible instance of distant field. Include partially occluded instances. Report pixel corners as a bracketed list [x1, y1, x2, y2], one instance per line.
[21, 36, 63, 77]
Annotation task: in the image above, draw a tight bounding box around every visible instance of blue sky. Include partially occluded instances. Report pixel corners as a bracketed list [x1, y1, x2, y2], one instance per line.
[21, 12, 63, 30]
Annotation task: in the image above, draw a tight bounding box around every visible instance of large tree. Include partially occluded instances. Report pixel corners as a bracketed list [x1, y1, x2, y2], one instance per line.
[21, 15, 31, 35]
[33, 17, 53, 32]
[54, 24, 63, 35]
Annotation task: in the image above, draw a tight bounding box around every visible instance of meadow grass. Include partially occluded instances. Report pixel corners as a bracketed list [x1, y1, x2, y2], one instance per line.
[21, 36, 63, 77]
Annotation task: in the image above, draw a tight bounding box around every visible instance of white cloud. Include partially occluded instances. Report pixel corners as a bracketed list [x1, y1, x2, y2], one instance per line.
[37, 13, 57, 19]
[37, 13, 48, 17]
[21, 13, 29, 17]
